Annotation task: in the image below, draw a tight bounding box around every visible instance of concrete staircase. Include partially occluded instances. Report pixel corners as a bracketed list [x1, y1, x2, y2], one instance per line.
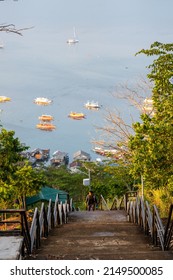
[28, 210, 173, 260]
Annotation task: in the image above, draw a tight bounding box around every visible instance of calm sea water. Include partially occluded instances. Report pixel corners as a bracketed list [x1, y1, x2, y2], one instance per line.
[0, 0, 172, 162]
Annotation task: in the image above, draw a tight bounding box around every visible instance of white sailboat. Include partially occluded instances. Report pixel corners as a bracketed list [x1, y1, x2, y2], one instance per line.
[67, 27, 79, 44]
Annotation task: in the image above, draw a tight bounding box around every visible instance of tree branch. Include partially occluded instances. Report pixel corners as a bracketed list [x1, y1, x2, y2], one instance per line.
[0, 24, 34, 36]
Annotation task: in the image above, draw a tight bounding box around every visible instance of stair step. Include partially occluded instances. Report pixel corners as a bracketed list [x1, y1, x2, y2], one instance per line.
[26, 210, 173, 260]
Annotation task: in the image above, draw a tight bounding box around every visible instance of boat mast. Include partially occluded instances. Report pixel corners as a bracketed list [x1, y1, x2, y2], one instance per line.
[73, 27, 76, 39]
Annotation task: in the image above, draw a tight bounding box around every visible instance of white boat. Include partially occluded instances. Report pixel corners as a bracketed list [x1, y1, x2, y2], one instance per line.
[34, 97, 52, 105]
[93, 147, 118, 157]
[84, 101, 101, 109]
[67, 27, 79, 44]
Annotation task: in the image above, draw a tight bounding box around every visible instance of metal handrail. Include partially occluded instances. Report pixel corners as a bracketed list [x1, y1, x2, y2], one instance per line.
[30, 207, 39, 252]
[0, 197, 72, 257]
[0, 209, 31, 256]
[140, 198, 145, 229]
[145, 201, 152, 235]
[39, 203, 48, 238]
[126, 196, 173, 251]
[152, 205, 165, 250]
[29, 198, 71, 254]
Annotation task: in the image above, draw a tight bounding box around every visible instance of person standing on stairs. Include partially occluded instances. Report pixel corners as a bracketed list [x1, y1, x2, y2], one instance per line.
[86, 190, 97, 211]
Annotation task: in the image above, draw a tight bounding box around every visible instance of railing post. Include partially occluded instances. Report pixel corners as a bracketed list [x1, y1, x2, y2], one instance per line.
[22, 211, 31, 255]
[58, 202, 63, 225]
[138, 198, 141, 226]
[39, 203, 44, 238]
[43, 205, 49, 237]
[124, 194, 127, 211]
[47, 199, 52, 231]
[152, 207, 157, 246]
[30, 207, 38, 252]
[70, 198, 73, 212]
[144, 204, 148, 234]
[163, 204, 173, 250]
[35, 210, 40, 249]
[54, 195, 59, 227]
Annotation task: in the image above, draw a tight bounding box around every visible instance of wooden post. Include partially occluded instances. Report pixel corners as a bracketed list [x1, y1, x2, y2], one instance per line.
[152, 207, 157, 246]
[43, 205, 48, 237]
[35, 210, 40, 249]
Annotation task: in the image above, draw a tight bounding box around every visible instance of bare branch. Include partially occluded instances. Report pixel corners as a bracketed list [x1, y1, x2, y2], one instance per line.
[0, 24, 34, 36]
[91, 77, 153, 161]
[112, 77, 153, 112]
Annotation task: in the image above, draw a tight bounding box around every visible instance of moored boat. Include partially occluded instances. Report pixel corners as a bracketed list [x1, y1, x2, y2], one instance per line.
[67, 27, 79, 44]
[84, 100, 100, 109]
[0, 96, 11, 103]
[38, 114, 54, 122]
[68, 111, 86, 119]
[143, 97, 154, 116]
[36, 123, 56, 131]
[92, 146, 118, 157]
[34, 97, 52, 105]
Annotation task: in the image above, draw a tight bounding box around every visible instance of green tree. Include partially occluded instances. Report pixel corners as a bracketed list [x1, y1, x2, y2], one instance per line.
[43, 166, 87, 204]
[0, 129, 27, 182]
[129, 42, 173, 213]
[0, 128, 45, 208]
[13, 163, 46, 208]
[43, 161, 134, 210]
[80, 161, 134, 200]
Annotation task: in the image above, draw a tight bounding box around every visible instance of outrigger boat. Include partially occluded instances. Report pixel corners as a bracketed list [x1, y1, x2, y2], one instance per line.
[34, 97, 52, 105]
[92, 146, 118, 157]
[84, 100, 101, 109]
[0, 96, 11, 103]
[38, 114, 54, 122]
[68, 112, 85, 119]
[36, 123, 56, 131]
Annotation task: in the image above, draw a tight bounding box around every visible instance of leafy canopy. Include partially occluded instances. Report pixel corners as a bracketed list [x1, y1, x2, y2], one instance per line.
[129, 42, 173, 211]
[0, 128, 46, 208]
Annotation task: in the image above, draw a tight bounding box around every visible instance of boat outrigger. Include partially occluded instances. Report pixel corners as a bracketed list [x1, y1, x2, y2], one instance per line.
[34, 97, 52, 105]
[68, 112, 85, 119]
